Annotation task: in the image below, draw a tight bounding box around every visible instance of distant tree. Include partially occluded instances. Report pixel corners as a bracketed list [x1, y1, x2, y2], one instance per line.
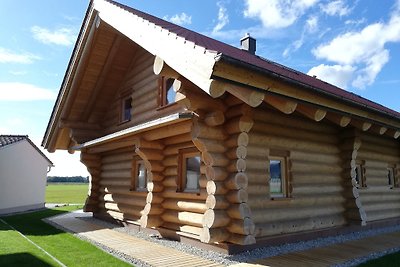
[47, 176, 89, 183]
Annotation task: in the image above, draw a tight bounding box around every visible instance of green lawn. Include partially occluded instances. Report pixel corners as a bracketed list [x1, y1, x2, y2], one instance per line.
[358, 251, 400, 266]
[0, 206, 131, 267]
[46, 184, 89, 204]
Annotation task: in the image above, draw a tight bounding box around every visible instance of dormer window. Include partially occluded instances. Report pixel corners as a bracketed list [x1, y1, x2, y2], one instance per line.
[121, 96, 132, 122]
[160, 76, 176, 107]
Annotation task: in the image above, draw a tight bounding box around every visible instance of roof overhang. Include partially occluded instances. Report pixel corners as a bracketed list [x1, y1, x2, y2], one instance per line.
[74, 112, 193, 152]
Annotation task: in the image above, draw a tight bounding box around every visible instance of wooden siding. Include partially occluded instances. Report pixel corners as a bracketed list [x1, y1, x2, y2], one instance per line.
[246, 106, 347, 238]
[358, 132, 400, 222]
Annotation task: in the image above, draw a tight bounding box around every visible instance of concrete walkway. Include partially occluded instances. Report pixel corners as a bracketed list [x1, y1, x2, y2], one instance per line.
[47, 210, 400, 266]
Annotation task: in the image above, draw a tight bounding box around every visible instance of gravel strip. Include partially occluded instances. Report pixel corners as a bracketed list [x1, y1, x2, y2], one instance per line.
[79, 216, 400, 266]
[45, 210, 400, 266]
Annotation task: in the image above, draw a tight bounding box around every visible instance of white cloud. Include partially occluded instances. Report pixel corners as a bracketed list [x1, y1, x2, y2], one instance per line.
[164, 13, 192, 26]
[0, 82, 56, 101]
[9, 70, 28, 76]
[31, 26, 77, 46]
[311, 4, 400, 89]
[308, 64, 355, 89]
[213, 2, 229, 33]
[0, 47, 40, 64]
[283, 15, 318, 57]
[320, 0, 351, 16]
[244, 0, 319, 29]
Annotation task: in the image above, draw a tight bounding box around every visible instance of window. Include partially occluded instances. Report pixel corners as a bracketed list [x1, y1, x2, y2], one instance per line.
[269, 151, 289, 199]
[178, 148, 201, 192]
[355, 162, 367, 188]
[132, 159, 147, 191]
[159, 76, 176, 107]
[388, 165, 398, 189]
[121, 96, 132, 122]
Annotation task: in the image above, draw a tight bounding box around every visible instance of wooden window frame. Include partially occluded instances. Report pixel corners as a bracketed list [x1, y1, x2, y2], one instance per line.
[120, 95, 132, 123]
[269, 150, 290, 199]
[158, 76, 177, 109]
[131, 158, 147, 192]
[388, 164, 398, 189]
[355, 161, 367, 188]
[177, 147, 201, 193]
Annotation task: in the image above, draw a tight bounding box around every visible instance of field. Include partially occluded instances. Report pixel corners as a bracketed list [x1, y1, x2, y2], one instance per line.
[45, 184, 88, 204]
[0, 206, 131, 266]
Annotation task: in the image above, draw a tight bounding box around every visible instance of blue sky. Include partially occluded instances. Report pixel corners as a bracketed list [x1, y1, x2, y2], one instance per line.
[0, 0, 399, 176]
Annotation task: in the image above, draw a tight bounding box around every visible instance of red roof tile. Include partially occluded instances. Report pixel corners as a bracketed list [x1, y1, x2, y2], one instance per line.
[107, 0, 400, 119]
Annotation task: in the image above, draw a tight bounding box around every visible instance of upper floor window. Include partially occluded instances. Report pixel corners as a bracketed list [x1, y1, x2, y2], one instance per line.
[160, 76, 176, 107]
[269, 150, 289, 199]
[132, 159, 147, 191]
[178, 147, 200, 193]
[355, 161, 367, 188]
[121, 96, 132, 122]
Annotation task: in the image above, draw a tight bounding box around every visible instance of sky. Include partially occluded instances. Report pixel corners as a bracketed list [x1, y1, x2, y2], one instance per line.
[0, 0, 399, 177]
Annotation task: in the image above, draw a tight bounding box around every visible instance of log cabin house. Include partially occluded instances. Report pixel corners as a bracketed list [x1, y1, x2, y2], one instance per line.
[43, 0, 400, 252]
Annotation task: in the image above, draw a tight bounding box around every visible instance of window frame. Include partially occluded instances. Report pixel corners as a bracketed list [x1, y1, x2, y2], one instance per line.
[131, 158, 147, 192]
[158, 76, 177, 108]
[120, 95, 133, 123]
[387, 164, 398, 189]
[177, 147, 201, 193]
[355, 161, 367, 188]
[269, 150, 290, 199]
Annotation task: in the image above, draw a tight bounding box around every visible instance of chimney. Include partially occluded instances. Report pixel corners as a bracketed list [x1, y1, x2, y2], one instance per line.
[240, 33, 256, 55]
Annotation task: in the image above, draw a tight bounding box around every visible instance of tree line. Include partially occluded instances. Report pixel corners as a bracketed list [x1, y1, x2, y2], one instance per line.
[47, 176, 89, 183]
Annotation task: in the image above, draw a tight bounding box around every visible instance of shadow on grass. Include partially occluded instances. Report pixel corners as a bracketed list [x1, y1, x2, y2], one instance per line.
[0, 252, 53, 267]
[0, 207, 77, 236]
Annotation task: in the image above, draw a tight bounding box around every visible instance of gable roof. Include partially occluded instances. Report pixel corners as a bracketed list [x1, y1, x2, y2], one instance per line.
[43, 0, 400, 151]
[108, 0, 399, 119]
[1, 135, 53, 166]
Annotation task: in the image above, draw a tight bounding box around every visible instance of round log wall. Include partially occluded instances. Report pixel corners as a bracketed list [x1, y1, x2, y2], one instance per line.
[248, 107, 347, 238]
[357, 132, 400, 221]
[96, 147, 147, 224]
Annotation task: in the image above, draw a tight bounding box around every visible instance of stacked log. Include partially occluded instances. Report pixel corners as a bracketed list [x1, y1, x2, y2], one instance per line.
[96, 147, 146, 225]
[248, 107, 346, 237]
[189, 118, 232, 243]
[221, 103, 256, 245]
[80, 151, 101, 212]
[148, 120, 207, 239]
[357, 132, 400, 222]
[339, 132, 366, 225]
[135, 139, 165, 228]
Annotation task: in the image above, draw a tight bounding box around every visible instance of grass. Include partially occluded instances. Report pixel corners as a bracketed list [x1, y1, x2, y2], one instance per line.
[0, 206, 131, 267]
[358, 251, 400, 266]
[46, 184, 89, 204]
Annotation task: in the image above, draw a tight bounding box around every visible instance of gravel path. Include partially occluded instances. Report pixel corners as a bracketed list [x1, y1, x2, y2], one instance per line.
[77, 215, 400, 266]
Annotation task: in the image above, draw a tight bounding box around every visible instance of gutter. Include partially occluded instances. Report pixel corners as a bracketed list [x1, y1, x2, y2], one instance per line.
[214, 53, 400, 123]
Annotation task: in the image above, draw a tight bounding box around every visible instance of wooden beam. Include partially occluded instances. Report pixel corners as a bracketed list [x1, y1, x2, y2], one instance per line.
[61, 14, 100, 120]
[350, 119, 372, 131]
[212, 61, 400, 129]
[386, 129, 400, 139]
[87, 139, 137, 153]
[59, 120, 101, 130]
[82, 35, 122, 121]
[296, 104, 327, 122]
[264, 95, 297, 114]
[210, 80, 264, 107]
[325, 112, 351, 127]
[369, 124, 388, 135]
[153, 55, 179, 78]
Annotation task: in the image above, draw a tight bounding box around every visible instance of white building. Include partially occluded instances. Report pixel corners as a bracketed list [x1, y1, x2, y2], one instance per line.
[0, 135, 53, 215]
